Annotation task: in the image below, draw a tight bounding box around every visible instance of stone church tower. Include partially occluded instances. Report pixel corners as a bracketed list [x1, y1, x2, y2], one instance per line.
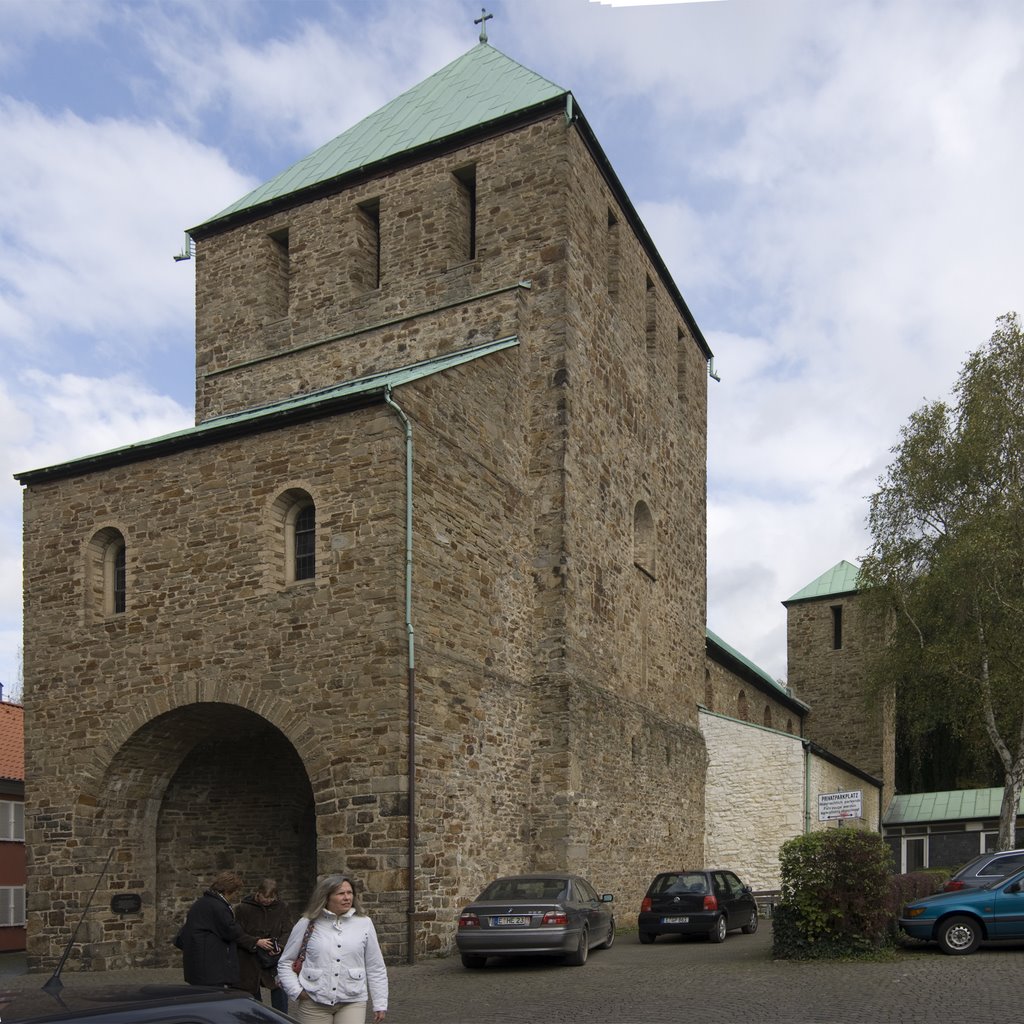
[784, 560, 895, 808]
[17, 40, 714, 966]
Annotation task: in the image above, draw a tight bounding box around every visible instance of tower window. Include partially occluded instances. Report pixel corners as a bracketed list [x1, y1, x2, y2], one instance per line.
[831, 604, 843, 650]
[645, 276, 657, 354]
[606, 208, 620, 299]
[267, 227, 290, 319]
[633, 501, 656, 580]
[355, 198, 381, 290]
[452, 164, 477, 262]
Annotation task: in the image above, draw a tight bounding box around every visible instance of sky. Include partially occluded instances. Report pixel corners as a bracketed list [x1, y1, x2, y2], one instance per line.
[1, 0, 1022, 697]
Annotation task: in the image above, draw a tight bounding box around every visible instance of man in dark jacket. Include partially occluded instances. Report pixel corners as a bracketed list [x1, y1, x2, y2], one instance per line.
[235, 878, 294, 1013]
[175, 870, 273, 987]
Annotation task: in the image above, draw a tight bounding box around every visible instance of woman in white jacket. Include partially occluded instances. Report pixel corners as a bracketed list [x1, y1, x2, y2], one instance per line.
[278, 874, 388, 1023]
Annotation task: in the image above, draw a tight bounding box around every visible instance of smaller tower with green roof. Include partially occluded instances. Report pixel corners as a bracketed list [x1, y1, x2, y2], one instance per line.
[784, 560, 895, 807]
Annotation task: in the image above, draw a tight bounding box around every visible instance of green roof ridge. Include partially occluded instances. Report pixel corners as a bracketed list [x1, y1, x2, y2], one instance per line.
[784, 559, 861, 605]
[884, 787, 1023, 824]
[194, 43, 568, 231]
[706, 626, 788, 696]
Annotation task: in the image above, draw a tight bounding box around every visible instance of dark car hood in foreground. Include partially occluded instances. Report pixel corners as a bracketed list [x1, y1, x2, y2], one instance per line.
[0, 984, 295, 1023]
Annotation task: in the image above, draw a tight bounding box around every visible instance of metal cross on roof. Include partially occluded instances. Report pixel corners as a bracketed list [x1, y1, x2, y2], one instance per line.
[474, 8, 493, 44]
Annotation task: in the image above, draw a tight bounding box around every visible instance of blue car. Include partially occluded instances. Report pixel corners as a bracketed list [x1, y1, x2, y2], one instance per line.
[900, 865, 1024, 954]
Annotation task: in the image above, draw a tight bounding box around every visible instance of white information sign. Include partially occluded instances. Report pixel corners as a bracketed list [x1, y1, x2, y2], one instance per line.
[818, 790, 863, 821]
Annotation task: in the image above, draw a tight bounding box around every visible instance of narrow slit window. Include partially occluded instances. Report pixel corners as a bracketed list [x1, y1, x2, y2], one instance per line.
[645, 276, 657, 354]
[112, 542, 126, 614]
[452, 164, 477, 261]
[606, 208, 620, 299]
[831, 604, 843, 650]
[268, 228, 290, 318]
[356, 199, 381, 290]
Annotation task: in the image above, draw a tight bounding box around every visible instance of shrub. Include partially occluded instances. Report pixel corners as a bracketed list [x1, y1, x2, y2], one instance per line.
[774, 829, 894, 959]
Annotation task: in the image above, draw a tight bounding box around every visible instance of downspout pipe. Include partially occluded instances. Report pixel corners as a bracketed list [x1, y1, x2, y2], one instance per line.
[384, 385, 417, 965]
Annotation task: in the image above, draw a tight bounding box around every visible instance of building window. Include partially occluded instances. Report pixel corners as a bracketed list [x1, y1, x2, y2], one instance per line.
[737, 690, 749, 721]
[267, 227, 290, 320]
[645, 275, 657, 354]
[87, 527, 127, 619]
[763, 705, 772, 728]
[633, 501, 656, 579]
[292, 502, 316, 582]
[606, 209, 620, 299]
[355, 198, 381, 290]
[831, 604, 843, 650]
[903, 836, 927, 873]
[0, 801, 24, 841]
[0, 887, 26, 927]
[452, 164, 477, 262]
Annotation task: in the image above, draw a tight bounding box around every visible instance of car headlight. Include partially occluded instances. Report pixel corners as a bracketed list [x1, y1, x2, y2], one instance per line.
[904, 907, 927, 918]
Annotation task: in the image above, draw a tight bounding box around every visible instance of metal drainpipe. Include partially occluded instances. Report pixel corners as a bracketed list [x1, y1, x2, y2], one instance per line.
[384, 385, 417, 965]
[803, 740, 811, 833]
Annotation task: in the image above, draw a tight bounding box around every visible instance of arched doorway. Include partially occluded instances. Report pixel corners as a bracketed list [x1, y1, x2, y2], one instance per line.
[78, 703, 316, 968]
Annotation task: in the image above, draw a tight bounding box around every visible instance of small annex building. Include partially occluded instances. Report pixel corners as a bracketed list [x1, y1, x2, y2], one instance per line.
[884, 789, 1024, 874]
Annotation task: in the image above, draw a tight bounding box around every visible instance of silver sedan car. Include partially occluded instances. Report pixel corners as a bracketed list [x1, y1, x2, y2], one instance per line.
[456, 873, 615, 968]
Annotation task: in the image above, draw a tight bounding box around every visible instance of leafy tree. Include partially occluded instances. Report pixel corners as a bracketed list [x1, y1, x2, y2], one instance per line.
[860, 312, 1024, 849]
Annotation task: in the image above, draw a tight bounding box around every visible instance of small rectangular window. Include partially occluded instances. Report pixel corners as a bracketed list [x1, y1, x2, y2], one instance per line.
[0, 886, 26, 926]
[606, 209, 620, 299]
[267, 228, 290, 319]
[355, 199, 381, 290]
[645, 275, 657, 354]
[831, 605, 843, 650]
[0, 801, 24, 842]
[452, 164, 477, 262]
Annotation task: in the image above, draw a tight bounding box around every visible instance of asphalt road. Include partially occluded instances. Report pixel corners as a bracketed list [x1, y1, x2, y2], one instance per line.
[3, 924, 1023, 1023]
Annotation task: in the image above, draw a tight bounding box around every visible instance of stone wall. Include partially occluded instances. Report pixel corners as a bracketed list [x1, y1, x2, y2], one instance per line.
[22, 104, 713, 968]
[701, 709, 881, 890]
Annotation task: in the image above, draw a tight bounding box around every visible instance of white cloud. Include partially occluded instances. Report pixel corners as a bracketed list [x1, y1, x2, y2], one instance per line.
[0, 99, 255, 359]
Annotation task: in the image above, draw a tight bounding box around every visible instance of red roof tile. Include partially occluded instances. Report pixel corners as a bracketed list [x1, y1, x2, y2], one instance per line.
[0, 703, 25, 781]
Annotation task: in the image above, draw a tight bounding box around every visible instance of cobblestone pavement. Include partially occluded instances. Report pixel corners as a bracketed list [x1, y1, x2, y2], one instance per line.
[2, 925, 1024, 1023]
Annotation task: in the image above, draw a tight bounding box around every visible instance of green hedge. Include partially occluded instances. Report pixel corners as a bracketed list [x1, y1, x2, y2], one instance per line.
[773, 829, 895, 959]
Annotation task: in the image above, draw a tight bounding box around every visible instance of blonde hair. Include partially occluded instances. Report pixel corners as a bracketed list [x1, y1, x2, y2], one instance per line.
[302, 874, 364, 920]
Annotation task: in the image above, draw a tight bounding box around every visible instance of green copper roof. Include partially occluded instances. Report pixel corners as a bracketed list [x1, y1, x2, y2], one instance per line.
[784, 559, 861, 605]
[195, 43, 568, 231]
[15, 335, 519, 485]
[885, 787, 1024, 825]
[706, 627, 785, 694]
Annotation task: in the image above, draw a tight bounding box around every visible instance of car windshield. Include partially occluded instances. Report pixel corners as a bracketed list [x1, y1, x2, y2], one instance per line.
[478, 877, 567, 901]
[651, 873, 708, 896]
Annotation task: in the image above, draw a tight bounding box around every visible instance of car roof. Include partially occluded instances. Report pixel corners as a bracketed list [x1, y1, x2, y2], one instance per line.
[0, 985, 286, 1023]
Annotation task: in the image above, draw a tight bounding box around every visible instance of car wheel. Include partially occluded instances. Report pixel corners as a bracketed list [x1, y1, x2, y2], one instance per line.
[741, 909, 758, 935]
[597, 917, 615, 950]
[709, 915, 727, 943]
[566, 925, 589, 965]
[460, 954, 487, 969]
[638, 930, 656, 945]
[937, 915, 982, 955]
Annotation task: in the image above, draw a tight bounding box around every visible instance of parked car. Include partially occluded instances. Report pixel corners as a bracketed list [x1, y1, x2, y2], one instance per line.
[941, 849, 1024, 891]
[0, 984, 296, 1023]
[637, 869, 759, 944]
[901, 865, 1024, 954]
[455, 873, 615, 968]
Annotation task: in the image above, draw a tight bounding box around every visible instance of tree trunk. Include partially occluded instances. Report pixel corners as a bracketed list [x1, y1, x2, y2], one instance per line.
[998, 769, 1024, 850]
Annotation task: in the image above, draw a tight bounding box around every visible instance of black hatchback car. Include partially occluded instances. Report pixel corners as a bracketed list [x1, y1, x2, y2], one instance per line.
[638, 869, 759, 944]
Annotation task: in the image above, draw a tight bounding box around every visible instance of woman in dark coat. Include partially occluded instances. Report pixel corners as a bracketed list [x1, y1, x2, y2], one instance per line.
[176, 870, 274, 987]
[235, 878, 294, 1012]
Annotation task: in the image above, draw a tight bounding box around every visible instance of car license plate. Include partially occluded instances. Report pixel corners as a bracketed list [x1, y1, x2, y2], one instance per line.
[493, 915, 531, 926]
[662, 916, 689, 924]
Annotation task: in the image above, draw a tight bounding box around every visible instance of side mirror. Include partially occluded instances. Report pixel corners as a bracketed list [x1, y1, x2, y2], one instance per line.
[1006, 881, 1022, 894]
[601, 893, 614, 903]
